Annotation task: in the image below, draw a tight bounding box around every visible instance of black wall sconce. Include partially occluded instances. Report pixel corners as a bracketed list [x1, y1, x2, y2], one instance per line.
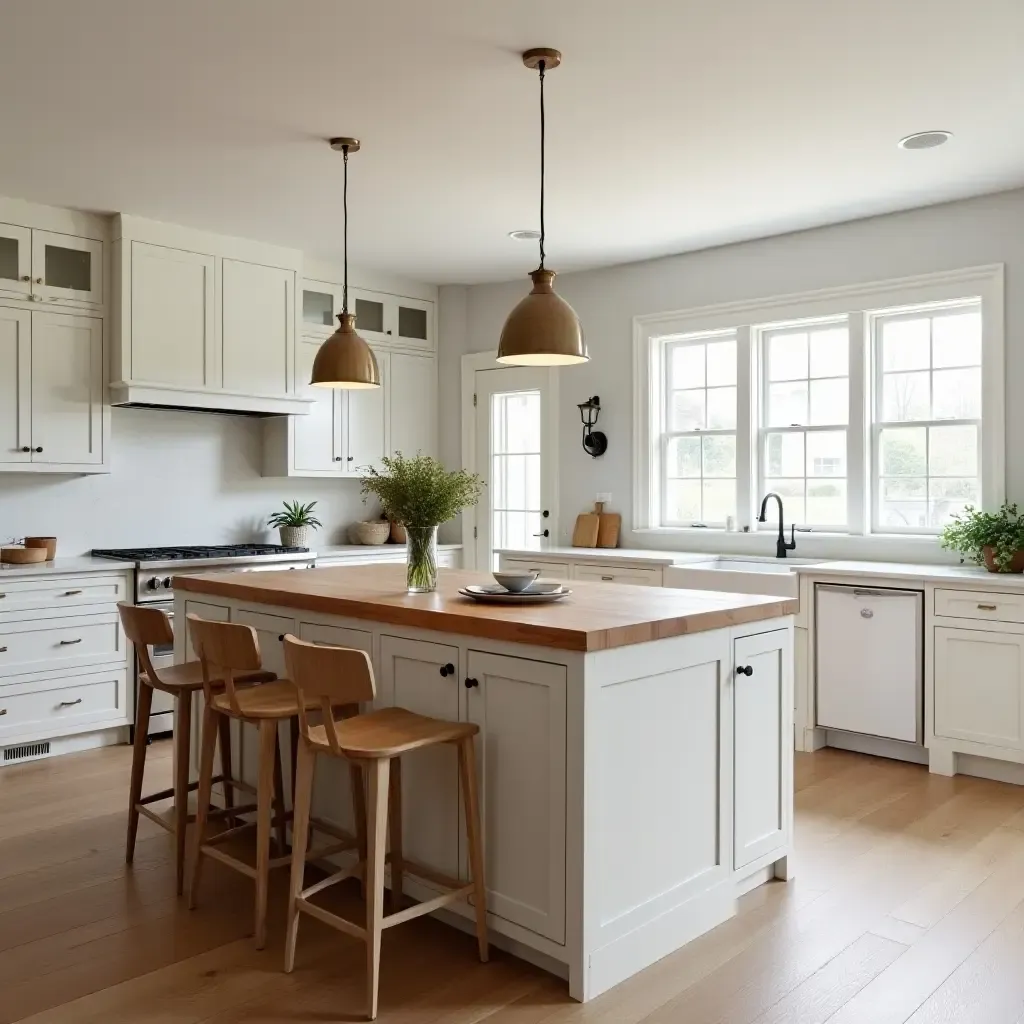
[577, 396, 608, 458]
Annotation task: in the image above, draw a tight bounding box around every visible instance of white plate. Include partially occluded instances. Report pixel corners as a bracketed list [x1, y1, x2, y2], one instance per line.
[458, 586, 572, 605]
[467, 582, 565, 596]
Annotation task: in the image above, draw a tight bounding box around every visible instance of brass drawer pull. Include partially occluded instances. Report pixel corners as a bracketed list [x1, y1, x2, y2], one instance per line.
[601, 575, 614, 581]
[58, 698, 82, 707]
[977, 603, 998, 611]
[62, 590, 83, 597]
[59, 638, 83, 645]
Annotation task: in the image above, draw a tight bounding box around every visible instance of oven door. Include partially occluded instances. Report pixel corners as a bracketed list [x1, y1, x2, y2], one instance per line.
[142, 600, 177, 736]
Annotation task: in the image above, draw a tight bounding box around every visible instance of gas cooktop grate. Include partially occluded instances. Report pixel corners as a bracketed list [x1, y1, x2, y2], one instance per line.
[92, 544, 310, 561]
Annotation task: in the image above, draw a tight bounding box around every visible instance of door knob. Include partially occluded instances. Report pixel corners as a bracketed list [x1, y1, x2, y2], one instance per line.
[736, 665, 754, 676]
[533, 529, 550, 538]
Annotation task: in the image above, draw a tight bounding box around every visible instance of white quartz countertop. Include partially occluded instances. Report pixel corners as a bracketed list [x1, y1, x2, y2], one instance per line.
[795, 560, 1024, 588]
[497, 546, 713, 566]
[0, 555, 135, 579]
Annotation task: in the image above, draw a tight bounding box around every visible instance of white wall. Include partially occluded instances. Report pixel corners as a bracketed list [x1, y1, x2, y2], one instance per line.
[0, 407, 369, 555]
[439, 188, 1024, 556]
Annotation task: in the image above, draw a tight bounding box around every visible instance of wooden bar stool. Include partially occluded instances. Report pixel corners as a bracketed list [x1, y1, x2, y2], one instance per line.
[186, 614, 358, 949]
[282, 634, 489, 1021]
[118, 603, 272, 894]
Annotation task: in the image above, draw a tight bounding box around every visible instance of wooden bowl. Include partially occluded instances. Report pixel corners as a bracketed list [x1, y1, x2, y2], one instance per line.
[1, 546, 49, 564]
[24, 536, 57, 560]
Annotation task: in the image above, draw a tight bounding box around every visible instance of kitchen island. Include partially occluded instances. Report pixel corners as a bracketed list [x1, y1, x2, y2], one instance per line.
[174, 565, 796, 1001]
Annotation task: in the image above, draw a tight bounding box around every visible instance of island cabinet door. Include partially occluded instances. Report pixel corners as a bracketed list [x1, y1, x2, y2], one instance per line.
[463, 650, 567, 943]
[733, 628, 791, 871]
[378, 635, 461, 882]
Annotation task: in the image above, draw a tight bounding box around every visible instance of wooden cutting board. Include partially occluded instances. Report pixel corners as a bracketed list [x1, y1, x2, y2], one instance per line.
[571, 504, 601, 547]
[597, 507, 621, 548]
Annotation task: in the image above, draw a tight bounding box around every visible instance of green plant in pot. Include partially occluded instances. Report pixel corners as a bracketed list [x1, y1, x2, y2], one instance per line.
[361, 453, 482, 592]
[267, 500, 322, 549]
[940, 502, 1024, 573]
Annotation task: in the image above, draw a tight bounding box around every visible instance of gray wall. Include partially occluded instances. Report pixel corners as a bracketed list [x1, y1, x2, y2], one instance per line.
[439, 188, 1022, 553]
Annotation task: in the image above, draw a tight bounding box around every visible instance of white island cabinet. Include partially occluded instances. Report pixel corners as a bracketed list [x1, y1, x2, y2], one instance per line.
[174, 565, 794, 1001]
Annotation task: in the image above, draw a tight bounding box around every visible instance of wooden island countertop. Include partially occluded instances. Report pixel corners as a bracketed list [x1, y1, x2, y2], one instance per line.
[174, 564, 796, 652]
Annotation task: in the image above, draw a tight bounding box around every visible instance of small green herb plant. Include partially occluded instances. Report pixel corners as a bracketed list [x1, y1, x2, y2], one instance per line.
[940, 502, 1024, 572]
[267, 500, 323, 530]
[360, 453, 482, 527]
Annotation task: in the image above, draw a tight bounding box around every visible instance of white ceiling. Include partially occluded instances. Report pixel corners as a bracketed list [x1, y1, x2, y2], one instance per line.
[1, 0, 1022, 285]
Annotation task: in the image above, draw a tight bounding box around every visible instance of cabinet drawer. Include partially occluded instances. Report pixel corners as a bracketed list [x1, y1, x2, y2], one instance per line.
[500, 558, 570, 581]
[934, 588, 1024, 625]
[0, 668, 128, 742]
[0, 613, 124, 678]
[0, 574, 128, 616]
[572, 564, 662, 586]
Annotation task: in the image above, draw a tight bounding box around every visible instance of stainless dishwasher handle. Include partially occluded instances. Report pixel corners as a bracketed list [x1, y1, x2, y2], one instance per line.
[816, 584, 916, 598]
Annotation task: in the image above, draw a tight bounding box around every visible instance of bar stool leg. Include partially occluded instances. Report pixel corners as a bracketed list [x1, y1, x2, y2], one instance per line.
[217, 715, 235, 825]
[284, 740, 315, 973]
[272, 729, 288, 854]
[188, 703, 219, 909]
[125, 681, 153, 865]
[365, 757, 391, 1021]
[349, 762, 368, 896]
[388, 757, 404, 910]
[458, 736, 489, 962]
[254, 719, 278, 950]
[172, 690, 193, 895]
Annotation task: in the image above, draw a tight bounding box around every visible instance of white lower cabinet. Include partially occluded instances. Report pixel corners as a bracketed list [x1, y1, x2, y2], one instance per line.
[378, 635, 461, 882]
[499, 557, 570, 582]
[934, 626, 1024, 750]
[733, 628, 790, 871]
[464, 650, 567, 942]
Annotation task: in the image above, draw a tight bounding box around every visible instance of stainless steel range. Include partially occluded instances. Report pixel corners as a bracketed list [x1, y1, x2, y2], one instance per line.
[92, 544, 315, 736]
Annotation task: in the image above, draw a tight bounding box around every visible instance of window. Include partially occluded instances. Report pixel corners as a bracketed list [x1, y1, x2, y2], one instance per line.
[760, 319, 849, 527]
[490, 390, 542, 556]
[634, 266, 1003, 541]
[661, 332, 737, 525]
[873, 302, 981, 531]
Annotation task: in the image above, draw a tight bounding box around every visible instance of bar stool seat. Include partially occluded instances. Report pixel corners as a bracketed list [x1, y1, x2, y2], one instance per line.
[308, 706, 477, 758]
[142, 661, 276, 692]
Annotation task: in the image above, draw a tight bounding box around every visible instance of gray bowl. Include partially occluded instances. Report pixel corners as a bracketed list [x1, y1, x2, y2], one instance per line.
[493, 570, 540, 593]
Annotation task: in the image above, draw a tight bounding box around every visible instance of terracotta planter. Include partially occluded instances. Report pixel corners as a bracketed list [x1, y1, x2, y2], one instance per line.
[389, 520, 407, 544]
[982, 546, 1024, 573]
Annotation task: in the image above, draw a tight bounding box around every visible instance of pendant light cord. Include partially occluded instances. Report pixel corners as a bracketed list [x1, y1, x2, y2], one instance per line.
[342, 144, 350, 314]
[538, 61, 546, 271]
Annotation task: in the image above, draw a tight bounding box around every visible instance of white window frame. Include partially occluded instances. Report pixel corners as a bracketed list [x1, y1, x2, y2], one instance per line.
[633, 265, 1004, 544]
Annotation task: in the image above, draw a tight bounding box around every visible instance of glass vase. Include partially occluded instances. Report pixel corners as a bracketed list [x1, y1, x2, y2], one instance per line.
[406, 525, 439, 593]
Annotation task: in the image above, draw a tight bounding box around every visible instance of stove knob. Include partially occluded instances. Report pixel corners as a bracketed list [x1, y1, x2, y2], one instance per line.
[147, 577, 161, 590]
[162, 577, 172, 589]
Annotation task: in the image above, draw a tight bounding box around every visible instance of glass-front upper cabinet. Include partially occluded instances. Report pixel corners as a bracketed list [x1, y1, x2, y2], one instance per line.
[0, 223, 32, 300]
[301, 282, 337, 335]
[394, 296, 432, 350]
[31, 231, 103, 307]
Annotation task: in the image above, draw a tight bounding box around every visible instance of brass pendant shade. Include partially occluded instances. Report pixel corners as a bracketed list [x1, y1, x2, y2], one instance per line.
[497, 48, 587, 367]
[310, 312, 380, 388]
[497, 269, 586, 365]
[311, 136, 381, 389]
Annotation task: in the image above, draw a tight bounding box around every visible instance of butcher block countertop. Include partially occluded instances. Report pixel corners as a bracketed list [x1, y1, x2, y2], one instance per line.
[174, 565, 796, 652]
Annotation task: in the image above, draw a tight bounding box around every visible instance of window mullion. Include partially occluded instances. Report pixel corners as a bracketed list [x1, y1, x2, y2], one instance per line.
[848, 311, 868, 535]
[735, 326, 753, 529]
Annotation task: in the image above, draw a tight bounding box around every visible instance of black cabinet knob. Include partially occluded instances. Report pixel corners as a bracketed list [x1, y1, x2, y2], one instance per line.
[33, 446, 42, 453]
[347, 456, 354, 461]
[736, 665, 754, 676]
[278, 634, 285, 642]
[464, 677, 479, 689]
[334, 456, 342, 461]
[439, 662, 455, 677]
[20, 446, 29, 453]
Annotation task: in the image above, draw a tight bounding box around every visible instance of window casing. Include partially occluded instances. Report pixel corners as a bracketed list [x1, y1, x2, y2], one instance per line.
[633, 266, 1004, 541]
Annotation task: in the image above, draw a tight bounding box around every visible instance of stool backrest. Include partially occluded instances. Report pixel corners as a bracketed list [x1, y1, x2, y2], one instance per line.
[283, 634, 375, 754]
[118, 602, 173, 687]
[186, 614, 262, 714]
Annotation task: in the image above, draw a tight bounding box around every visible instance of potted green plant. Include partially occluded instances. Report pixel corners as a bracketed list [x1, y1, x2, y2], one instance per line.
[361, 453, 482, 592]
[940, 502, 1024, 573]
[267, 500, 322, 549]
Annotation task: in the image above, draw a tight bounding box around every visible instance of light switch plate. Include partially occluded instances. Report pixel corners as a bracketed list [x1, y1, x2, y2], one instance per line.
[596, 492, 612, 504]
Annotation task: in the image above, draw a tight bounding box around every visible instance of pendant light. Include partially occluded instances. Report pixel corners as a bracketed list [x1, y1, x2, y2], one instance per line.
[498, 48, 587, 366]
[311, 137, 381, 389]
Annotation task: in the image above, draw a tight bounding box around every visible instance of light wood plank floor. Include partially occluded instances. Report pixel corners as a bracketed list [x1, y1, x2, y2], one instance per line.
[4, 744, 1024, 1023]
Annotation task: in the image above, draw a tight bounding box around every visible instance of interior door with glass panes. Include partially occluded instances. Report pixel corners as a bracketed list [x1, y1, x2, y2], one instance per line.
[473, 366, 557, 570]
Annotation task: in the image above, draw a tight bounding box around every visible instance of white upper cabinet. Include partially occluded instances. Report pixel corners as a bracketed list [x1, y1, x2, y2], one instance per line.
[346, 348, 389, 472]
[129, 242, 215, 389]
[112, 215, 307, 415]
[390, 350, 437, 458]
[0, 223, 102, 309]
[0, 307, 107, 473]
[221, 259, 293, 398]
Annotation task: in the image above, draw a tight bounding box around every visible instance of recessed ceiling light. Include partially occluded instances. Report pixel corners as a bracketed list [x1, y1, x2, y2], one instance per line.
[898, 130, 952, 150]
[508, 229, 541, 241]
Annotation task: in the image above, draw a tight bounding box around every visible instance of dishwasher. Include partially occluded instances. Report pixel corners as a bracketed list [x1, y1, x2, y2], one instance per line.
[815, 584, 923, 743]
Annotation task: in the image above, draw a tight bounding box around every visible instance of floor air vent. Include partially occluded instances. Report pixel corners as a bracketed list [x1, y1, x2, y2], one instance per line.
[4, 741, 51, 763]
